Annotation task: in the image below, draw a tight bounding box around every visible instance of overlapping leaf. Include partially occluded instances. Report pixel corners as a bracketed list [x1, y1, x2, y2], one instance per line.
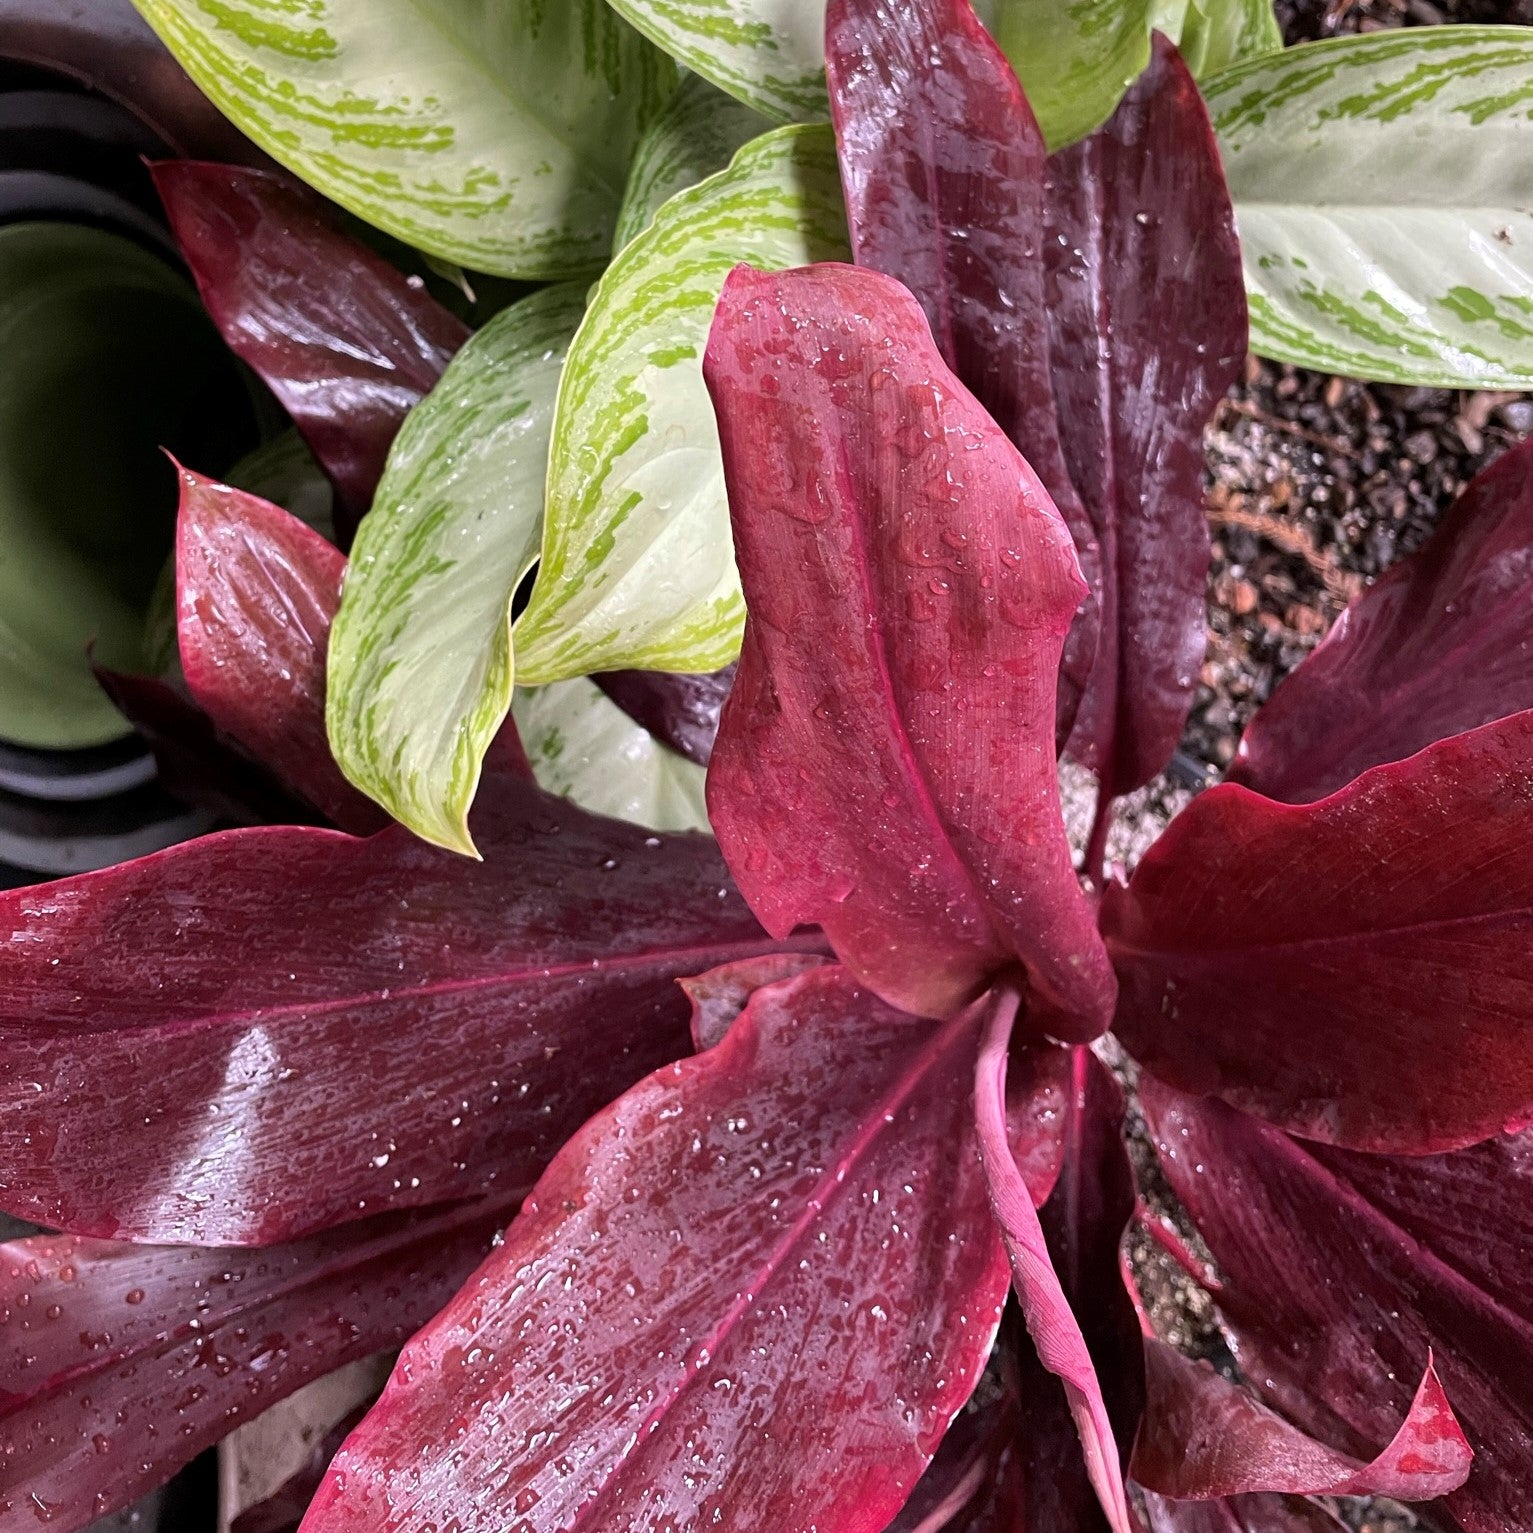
[514, 125, 849, 684]
[152, 161, 470, 532]
[705, 261, 1113, 1031]
[1139, 1493, 1349, 1533]
[132, 0, 675, 279]
[593, 665, 737, 768]
[326, 284, 585, 852]
[1207, 27, 1533, 388]
[0, 1200, 513, 1531]
[1155, 0, 1282, 79]
[302, 964, 1009, 1533]
[1232, 436, 1533, 803]
[1106, 707, 1533, 1153]
[1144, 1081, 1533, 1532]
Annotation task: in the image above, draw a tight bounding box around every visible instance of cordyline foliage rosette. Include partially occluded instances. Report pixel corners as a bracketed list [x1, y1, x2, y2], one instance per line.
[4, 7, 1533, 1533]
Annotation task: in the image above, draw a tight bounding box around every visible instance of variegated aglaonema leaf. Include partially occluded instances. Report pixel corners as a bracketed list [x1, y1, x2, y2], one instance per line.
[129, 0, 677, 279]
[514, 677, 710, 834]
[1152, 0, 1282, 80]
[1208, 26, 1533, 388]
[513, 125, 849, 685]
[327, 284, 585, 856]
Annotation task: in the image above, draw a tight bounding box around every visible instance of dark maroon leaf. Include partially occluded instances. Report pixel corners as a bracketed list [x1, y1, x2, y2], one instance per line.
[302, 964, 1010, 1533]
[824, 0, 1094, 747]
[150, 162, 470, 535]
[0, 1197, 514, 1533]
[1138, 1491, 1349, 1533]
[679, 950, 832, 1051]
[1231, 435, 1533, 804]
[175, 469, 388, 835]
[593, 664, 738, 767]
[974, 991, 1132, 1532]
[1045, 36, 1246, 800]
[883, 1395, 1010, 1533]
[704, 261, 1114, 1037]
[1105, 708, 1533, 1153]
[0, 769, 796, 1245]
[1143, 1080, 1533, 1533]
[1134, 1337, 1470, 1499]
[0, 0, 263, 164]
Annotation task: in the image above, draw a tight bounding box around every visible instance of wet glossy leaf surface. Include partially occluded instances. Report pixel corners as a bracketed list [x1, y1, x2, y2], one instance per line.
[0, 771, 789, 1245]
[705, 262, 1113, 1033]
[1144, 1080, 1533, 1533]
[303, 964, 1008, 1533]
[593, 665, 737, 769]
[1232, 437, 1533, 803]
[1106, 708, 1533, 1153]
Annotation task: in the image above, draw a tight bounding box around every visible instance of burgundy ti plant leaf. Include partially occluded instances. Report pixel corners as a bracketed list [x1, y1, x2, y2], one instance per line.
[301, 964, 1009, 1533]
[704, 260, 1114, 1036]
[175, 469, 387, 836]
[1133, 1337, 1470, 1499]
[0, 1198, 515, 1529]
[1232, 435, 1533, 803]
[593, 665, 738, 768]
[1139, 1492, 1350, 1533]
[680, 950, 832, 1052]
[0, 769, 793, 1245]
[882, 1393, 1013, 1533]
[1105, 707, 1533, 1153]
[151, 162, 470, 536]
[1144, 1080, 1532, 1533]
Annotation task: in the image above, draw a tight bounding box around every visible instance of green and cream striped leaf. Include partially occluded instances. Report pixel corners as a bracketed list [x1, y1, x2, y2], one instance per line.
[327, 283, 586, 855]
[1152, 0, 1281, 80]
[1209, 26, 1533, 388]
[513, 124, 849, 685]
[514, 677, 710, 833]
[129, 0, 677, 279]
[613, 73, 772, 253]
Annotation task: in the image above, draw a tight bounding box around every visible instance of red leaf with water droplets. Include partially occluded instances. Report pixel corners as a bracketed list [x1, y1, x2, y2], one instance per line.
[151, 162, 469, 536]
[0, 1198, 514, 1533]
[1138, 1492, 1349, 1533]
[175, 469, 387, 835]
[1045, 37, 1246, 798]
[1134, 1338, 1470, 1499]
[0, 770, 793, 1245]
[704, 261, 1114, 1036]
[1232, 436, 1533, 803]
[680, 951, 832, 1051]
[301, 964, 1009, 1533]
[1105, 707, 1533, 1152]
[1143, 1079, 1533, 1533]
[825, 0, 1093, 748]
[593, 665, 738, 768]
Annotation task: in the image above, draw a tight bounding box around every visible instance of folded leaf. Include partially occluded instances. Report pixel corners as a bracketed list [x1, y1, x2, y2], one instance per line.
[515, 125, 849, 684]
[1143, 1080, 1533, 1533]
[1134, 1338, 1471, 1499]
[513, 677, 710, 835]
[1232, 436, 1533, 803]
[1047, 35, 1247, 798]
[151, 161, 470, 530]
[302, 964, 1009, 1533]
[1139, 1491, 1349, 1533]
[326, 284, 586, 852]
[613, 73, 771, 252]
[133, 0, 675, 279]
[177, 469, 386, 837]
[1107, 708, 1533, 1153]
[594, 665, 738, 768]
[706, 260, 1113, 1032]
[0, 771, 789, 1245]
[0, 1198, 514, 1532]
[1207, 28, 1533, 389]
[974, 991, 1132, 1533]
[681, 952, 833, 1053]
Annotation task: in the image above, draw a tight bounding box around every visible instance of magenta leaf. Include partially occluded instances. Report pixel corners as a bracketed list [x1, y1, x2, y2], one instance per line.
[704, 260, 1114, 1036]
[175, 469, 387, 836]
[593, 665, 738, 767]
[151, 162, 470, 534]
[1143, 1080, 1533, 1533]
[680, 950, 832, 1051]
[0, 1197, 515, 1532]
[1139, 1492, 1349, 1533]
[825, 0, 1092, 748]
[1105, 707, 1533, 1153]
[301, 964, 1009, 1533]
[1045, 36, 1246, 798]
[1134, 1338, 1470, 1499]
[973, 990, 1132, 1533]
[1232, 436, 1533, 803]
[883, 1395, 1013, 1533]
[0, 771, 793, 1245]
